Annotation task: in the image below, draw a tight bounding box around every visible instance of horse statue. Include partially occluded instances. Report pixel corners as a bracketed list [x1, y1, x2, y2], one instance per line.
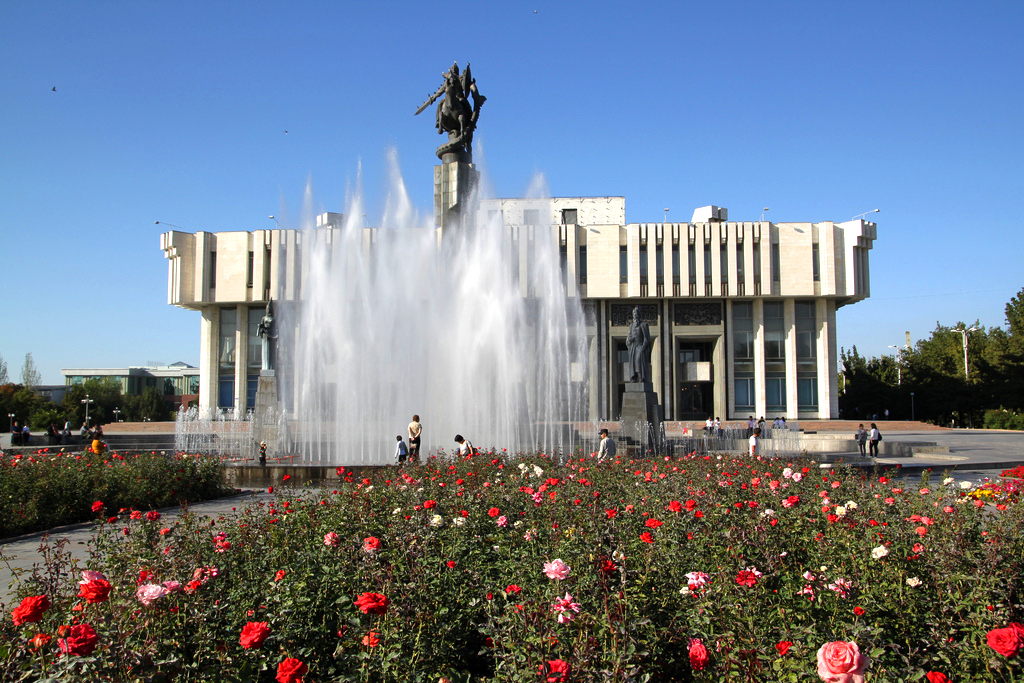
[416, 62, 486, 160]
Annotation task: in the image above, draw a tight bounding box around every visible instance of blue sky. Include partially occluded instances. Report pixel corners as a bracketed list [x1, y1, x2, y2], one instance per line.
[2, 1, 1022, 384]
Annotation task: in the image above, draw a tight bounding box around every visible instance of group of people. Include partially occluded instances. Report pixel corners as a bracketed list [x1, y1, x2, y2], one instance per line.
[391, 415, 484, 464]
[855, 423, 883, 456]
[9, 421, 32, 446]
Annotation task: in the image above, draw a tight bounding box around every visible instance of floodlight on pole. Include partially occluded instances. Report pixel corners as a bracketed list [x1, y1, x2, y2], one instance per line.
[852, 209, 880, 221]
[113, 408, 121, 423]
[81, 394, 95, 426]
[887, 345, 904, 385]
[664, 208, 669, 224]
[7, 413, 14, 432]
[154, 221, 188, 230]
[268, 215, 282, 227]
[761, 207, 770, 222]
[954, 326, 979, 380]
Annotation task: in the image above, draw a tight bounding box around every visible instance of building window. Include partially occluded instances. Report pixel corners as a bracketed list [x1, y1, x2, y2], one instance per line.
[639, 246, 648, 284]
[766, 374, 786, 412]
[247, 251, 254, 288]
[720, 245, 728, 285]
[703, 244, 712, 285]
[209, 251, 217, 290]
[764, 302, 785, 360]
[247, 374, 259, 410]
[655, 243, 664, 284]
[619, 245, 628, 284]
[561, 208, 577, 225]
[672, 243, 680, 284]
[771, 243, 781, 284]
[523, 209, 539, 225]
[218, 376, 234, 409]
[733, 302, 753, 360]
[812, 242, 821, 282]
[559, 244, 568, 286]
[248, 306, 264, 369]
[736, 244, 744, 282]
[798, 375, 818, 410]
[578, 245, 587, 285]
[688, 243, 696, 284]
[219, 308, 237, 366]
[735, 375, 754, 412]
[795, 301, 817, 360]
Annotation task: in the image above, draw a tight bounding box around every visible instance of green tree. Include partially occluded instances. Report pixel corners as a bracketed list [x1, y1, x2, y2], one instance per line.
[20, 353, 40, 389]
[0, 353, 8, 384]
[61, 378, 123, 426]
[138, 386, 171, 421]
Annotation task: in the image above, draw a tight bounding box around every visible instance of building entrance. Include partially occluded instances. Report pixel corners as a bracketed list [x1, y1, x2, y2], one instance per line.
[676, 340, 714, 420]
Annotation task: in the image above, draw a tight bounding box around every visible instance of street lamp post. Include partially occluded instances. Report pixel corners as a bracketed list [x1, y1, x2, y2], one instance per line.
[113, 408, 121, 423]
[81, 394, 95, 426]
[954, 327, 979, 380]
[910, 392, 915, 422]
[7, 413, 13, 432]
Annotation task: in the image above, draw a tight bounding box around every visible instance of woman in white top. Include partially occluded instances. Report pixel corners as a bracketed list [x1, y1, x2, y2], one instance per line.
[868, 423, 881, 456]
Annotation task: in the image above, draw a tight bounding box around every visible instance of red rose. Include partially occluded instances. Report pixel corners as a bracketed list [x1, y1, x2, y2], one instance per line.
[146, 510, 161, 521]
[605, 508, 617, 519]
[77, 580, 112, 604]
[488, 507, 500, 517]
[539, 658, 570, 682]
[639, 532, 654, 543]
[30, 633, 51, 650]
[91, 501, 104, 513]
[987, 624, 1024, 657]
[354, 592, 390, 615]
[645, 518, 663, 528]
[361, 629, 380, 647]
[689, 638, 709, 671]
[925, 673, 950, 683]
[275, 657, 308, 683]
[735, 570, 760, 587]
[776, 640, 793, 656]
[505, 584, 522, 594]
[239, 621, 271, 649]
[58, 623, 99, 657]
[423, 500, 437, 509]
[12, 595, 50, 625]
[668, 500, 682, 512]
[274, 570, 286, 582]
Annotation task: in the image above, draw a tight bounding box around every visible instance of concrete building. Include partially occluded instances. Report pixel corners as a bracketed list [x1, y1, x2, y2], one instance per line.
[62, 362, 200, 409]
[160, 199, 875, 422]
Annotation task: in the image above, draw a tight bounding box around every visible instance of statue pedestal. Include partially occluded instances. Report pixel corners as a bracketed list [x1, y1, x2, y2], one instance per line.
[620, 382, 662, 447]
[435, 155, 479, 235]
[253, 371, 279, 456]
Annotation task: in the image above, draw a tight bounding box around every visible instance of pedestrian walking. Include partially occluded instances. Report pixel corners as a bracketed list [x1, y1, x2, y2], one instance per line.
[869, 423, 881, 456]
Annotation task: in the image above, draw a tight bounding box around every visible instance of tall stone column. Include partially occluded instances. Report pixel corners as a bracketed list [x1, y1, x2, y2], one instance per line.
[435, 151, 480, 237]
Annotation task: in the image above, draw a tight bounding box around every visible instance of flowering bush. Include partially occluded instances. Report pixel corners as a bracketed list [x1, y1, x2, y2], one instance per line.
[0, 448, 232, 537]
[0, 450, 1022, 680]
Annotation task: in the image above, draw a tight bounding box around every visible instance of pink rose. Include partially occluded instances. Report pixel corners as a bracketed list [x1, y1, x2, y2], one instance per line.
[543, 559, 570, 580]
[162, 580, 183, 593]
[79, 570, 107, 583]
[136, 583, 170, 606]
[816, 641, 869, 683]
[324, 532, 340, 547]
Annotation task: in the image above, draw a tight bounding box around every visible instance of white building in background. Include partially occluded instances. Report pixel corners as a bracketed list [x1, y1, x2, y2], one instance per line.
[160, 200, 875, 422]
[61, 362, 200, 409]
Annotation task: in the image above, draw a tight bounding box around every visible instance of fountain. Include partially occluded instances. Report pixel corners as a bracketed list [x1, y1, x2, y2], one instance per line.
[178, 63, 590, 466]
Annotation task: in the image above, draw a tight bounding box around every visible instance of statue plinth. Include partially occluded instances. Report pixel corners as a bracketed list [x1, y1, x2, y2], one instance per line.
[253, 373, 279, 455]
[620, 382, 662, 447]
[435, 158, 479, 234]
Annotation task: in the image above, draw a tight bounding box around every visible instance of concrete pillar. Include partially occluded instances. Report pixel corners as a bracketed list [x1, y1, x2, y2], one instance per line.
[234, 304, 247, 419]
[725, 300, 735, 419]
[784, 298, 798, 419]
[199, 307, 218, 418]
[753, 299, 766, 419]
[819, 298, 838, 418]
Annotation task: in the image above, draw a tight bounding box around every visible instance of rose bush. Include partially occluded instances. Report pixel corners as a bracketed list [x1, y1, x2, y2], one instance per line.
[0, 449, 1022, 680]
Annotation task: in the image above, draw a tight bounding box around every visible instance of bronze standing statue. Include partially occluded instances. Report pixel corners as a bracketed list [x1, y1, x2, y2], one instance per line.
[415, 62, 486, 161]
[626, 306, 652, 383]
[256, 300, 277, 371]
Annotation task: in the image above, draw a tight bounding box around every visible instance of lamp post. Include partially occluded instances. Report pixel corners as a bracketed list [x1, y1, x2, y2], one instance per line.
[81, 394, 94, 426]
[954, 326, 979, 380]
[853, 209, 880, 221]
[113, 408, 121, 423]
[664, 208, 669, 224]
[910, 392, 915, 421]
[761, 207, 770, 222]
[7, 413, 13, 432]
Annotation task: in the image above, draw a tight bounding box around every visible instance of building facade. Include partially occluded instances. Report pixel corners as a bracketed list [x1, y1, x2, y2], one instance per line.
[160, 199, 875, 422]
[62, 362, 200, 409]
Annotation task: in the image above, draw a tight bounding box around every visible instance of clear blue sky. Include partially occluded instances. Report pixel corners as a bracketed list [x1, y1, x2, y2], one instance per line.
[2, 1, 1022, 384]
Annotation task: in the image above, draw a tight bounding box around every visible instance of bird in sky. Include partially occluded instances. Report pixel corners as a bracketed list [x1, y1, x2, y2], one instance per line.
[51, 86, 56, 91]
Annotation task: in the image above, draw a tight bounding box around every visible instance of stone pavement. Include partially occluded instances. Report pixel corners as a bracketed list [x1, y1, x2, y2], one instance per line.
[2, 429, 1022, 606]
[0, 490, 274, 607]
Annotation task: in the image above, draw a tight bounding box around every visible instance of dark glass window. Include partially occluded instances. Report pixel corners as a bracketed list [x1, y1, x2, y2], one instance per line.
[764, 302, 785, 360]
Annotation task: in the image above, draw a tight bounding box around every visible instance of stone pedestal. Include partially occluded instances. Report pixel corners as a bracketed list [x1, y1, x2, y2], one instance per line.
[434, 153, 480, 235]
[620, 382, 663, 446]
[253, 370, 279, 456]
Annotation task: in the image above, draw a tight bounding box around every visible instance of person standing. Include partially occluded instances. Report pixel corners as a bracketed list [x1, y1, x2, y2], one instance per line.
[746, 416, 755, 438]
[855, 424, 867, 456]
[868, 423, 881, 456]
[395, 435, 409, 464]
[62, 420, 72, 445]
[21, 424, 30, 446]
[597, 428, 617, 461]
[748, 428, 761, 456]
[407, 415, 422, 462]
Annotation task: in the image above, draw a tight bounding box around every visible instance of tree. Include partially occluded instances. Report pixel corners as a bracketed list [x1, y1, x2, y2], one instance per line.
[20, 353, 40, 389]
[0, 353, 8, 384]
[61, 379, 123, 426]
[138, 386, 171, 422]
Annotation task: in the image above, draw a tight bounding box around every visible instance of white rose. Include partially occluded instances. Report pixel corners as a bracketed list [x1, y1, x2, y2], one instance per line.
[906, 577, 922, 587]
[429, 514, 443, 527]
[871, 545, 889, 559]
[959, 481, 973, 490]
[943, 477, 955, 486]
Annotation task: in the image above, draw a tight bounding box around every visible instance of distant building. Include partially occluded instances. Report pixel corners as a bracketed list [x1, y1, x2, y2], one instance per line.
[62, 362, 200, 409]
[160, 199, 875, 421]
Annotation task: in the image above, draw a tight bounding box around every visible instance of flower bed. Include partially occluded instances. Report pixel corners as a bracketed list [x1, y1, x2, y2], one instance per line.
[2, 451, 1022, 681]
[0, 449, 232, 538]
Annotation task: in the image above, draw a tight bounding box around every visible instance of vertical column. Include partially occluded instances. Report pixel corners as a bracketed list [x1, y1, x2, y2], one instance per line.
[199, 307, 218, 418]
[753, 299, 766, 419]
[694, 226, 706, 295]
[234, 304, 247, 419]
[818, 298, 838, 419]
[725, 300, 735, 419]
[662, 299, 673, 420]
[784, 298, 798, 419]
